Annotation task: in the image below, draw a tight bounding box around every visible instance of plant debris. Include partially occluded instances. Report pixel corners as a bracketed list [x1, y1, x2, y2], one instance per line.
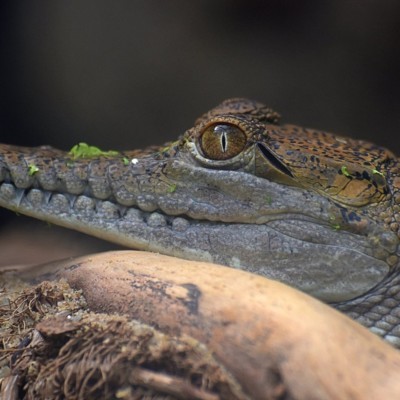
[0, 277, 245, 400]
[69, 143, 120, 159]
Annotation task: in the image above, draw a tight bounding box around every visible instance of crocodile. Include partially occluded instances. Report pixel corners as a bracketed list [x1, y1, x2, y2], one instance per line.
[1, 98, 400, 346]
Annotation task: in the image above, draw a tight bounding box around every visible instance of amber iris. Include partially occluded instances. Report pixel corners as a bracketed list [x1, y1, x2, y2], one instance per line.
[199, 123, 246, 160]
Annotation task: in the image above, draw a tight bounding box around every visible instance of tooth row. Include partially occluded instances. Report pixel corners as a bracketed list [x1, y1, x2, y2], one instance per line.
[0, 182, 190, 232]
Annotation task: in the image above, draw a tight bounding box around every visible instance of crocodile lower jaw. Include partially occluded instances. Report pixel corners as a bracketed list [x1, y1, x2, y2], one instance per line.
[0, 181, 394, 304]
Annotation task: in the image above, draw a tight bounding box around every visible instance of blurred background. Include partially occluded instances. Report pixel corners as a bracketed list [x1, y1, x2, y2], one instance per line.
[1, 1, 400, 265]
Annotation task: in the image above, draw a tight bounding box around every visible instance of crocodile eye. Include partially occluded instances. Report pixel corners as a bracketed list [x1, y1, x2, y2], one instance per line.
[199, 123, 246, 160]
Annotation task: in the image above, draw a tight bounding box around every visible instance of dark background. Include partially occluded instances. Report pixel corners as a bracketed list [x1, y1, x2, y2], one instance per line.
[1, 1, 400, 264]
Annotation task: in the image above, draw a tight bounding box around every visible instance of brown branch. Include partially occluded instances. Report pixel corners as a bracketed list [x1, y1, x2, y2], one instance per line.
[130, 367, 220, 400]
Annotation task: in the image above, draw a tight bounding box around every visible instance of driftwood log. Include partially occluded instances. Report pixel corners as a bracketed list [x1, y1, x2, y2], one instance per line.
[1, 250, 400, 399]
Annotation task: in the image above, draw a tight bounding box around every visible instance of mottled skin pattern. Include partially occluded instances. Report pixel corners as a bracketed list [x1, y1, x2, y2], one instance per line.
[1, 98, 400, 345]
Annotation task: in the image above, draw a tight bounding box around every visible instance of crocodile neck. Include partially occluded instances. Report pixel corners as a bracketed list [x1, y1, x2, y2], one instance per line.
[1, 98, 400, 346]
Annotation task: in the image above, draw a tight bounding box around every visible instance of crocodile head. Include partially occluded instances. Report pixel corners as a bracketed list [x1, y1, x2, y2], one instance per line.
[1, 98, 399, 305]
[145, 98, 400, 302]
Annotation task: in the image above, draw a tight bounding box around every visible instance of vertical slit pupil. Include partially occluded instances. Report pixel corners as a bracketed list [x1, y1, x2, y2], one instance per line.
[220, 132, 228, 153]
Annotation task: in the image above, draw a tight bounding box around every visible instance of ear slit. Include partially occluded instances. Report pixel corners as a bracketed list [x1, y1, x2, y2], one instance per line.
[257, 143, 293, 177]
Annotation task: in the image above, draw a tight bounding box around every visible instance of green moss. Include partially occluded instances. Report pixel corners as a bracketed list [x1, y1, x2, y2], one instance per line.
[69, 142, 120, 159]
[329, 216, 341, 231]
[122, 157, 130, 166]
[340, 166, 351, 178]
[167, 183, 177, 193]
[28, 164, 39, 176]
[265, 195, 273, 205]
[372, 168, 383, 177]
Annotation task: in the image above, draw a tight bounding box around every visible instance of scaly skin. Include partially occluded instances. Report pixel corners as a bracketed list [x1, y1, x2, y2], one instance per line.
[1, 98, 400, 345]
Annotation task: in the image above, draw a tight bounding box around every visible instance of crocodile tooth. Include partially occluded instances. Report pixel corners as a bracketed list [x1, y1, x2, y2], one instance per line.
[43, 191, 52, 204]
[64, 193, 78, 208]
[82, 186, 92, 197]
[14, 188, 26, 206]
[118, 205, 128, 217]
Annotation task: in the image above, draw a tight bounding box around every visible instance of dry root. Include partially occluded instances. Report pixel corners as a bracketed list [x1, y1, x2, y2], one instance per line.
[0, 278, 245, 400]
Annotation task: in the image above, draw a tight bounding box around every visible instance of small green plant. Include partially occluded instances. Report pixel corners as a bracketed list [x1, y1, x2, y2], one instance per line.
[122, 157, 130, 166]
[265, 195, 273, 205]
[28, 164, 39, 176]
[69, 142, 119, 159]
[340, 166, 351, 178]
[372, 168, 383, 177]
[329, 216, 341, 230]
[167, 183, 177, 193]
